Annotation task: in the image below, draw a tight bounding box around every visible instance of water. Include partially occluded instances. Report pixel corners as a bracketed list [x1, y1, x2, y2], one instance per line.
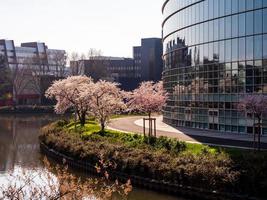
[0, 114, 181, 200]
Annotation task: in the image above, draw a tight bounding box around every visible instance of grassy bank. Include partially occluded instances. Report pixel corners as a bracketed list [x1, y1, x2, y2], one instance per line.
[39, 120, 267, 198]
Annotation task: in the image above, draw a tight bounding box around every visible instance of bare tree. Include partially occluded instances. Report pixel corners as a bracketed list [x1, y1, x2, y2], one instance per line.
[69, 49, 108, 80]
[47, 50, 67, 77]
[69, 52, 86, 76]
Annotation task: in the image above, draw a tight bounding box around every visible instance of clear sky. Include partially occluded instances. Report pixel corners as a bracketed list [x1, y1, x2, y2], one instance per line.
[0, 0, 163, 57]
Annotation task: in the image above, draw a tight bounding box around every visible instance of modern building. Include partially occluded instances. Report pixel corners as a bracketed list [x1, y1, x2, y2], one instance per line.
[0, 39, 67, 105]
[162, 0, 267, 134]
[134, 38, 163, 82]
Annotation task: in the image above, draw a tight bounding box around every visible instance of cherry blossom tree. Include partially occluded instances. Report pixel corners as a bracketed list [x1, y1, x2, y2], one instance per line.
[127, 81, 168, 118]
[82, 80, 125, 131]
[238, 95, 267, 151]
[45, 76, 93, 126]
[126, 81, 168, 136]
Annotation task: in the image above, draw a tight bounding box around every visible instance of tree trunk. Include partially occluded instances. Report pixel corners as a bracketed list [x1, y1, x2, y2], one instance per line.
[80, 112, 86, 127]
[257, 119, 261, 151]
[101, 122, 105, 132]
[148, 112, 152, 137]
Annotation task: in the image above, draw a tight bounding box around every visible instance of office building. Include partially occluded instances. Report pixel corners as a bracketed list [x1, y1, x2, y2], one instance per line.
[134, 38, 163, 82]
[0, 39, 66, 105]
[162, 0, 267, 134]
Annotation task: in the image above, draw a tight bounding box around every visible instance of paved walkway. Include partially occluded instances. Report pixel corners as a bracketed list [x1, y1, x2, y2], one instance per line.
[108, 115, 267, 150]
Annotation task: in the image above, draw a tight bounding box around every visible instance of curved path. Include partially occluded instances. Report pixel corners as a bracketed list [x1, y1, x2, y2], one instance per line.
[108, 116, 267, 150]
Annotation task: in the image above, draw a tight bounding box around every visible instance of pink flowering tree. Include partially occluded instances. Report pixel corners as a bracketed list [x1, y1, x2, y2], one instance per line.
[127, 81, 168, 118]
[238, 94, 267, 151]
[82, 80, 125, 131]
[45, 76, 94, 126]
[126, 81, 168, 136]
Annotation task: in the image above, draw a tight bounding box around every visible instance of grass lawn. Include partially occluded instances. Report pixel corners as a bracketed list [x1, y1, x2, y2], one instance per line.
[63, 120, 255, 156]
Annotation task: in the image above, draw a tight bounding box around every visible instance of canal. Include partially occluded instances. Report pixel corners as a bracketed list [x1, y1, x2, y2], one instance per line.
[0, 114, 182, 200]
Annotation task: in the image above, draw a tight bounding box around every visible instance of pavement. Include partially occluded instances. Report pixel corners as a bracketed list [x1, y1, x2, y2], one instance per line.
[108, 115, 267, 150]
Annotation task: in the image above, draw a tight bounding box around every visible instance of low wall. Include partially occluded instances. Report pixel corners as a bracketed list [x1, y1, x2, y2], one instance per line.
[40, 142, 255, 200]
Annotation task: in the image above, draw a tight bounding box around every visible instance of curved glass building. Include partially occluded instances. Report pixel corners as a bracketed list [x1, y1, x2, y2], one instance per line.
[162, 0, 267, 134]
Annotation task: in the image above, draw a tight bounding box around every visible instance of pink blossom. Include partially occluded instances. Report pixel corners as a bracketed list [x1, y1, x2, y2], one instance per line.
[126, 81, 168, 117]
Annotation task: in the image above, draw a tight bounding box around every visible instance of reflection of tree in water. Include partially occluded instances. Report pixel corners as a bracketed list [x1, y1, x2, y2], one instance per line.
[0, 114, 67, 173]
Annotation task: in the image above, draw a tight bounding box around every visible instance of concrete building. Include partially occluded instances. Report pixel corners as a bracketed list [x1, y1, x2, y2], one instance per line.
[134, 38, 163, 82]
[162, 0, 267, 134]
[0, 39, 67, 106]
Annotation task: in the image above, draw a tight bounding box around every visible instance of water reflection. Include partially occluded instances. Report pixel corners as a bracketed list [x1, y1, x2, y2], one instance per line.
[0, 114, 182, 200]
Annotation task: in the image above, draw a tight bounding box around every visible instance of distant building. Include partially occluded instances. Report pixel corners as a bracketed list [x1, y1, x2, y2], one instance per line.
[0, 39, 67, 106]
[134, 38, 163, 82]
[70, 38, 163, 90]
[70, 57, 139, 90]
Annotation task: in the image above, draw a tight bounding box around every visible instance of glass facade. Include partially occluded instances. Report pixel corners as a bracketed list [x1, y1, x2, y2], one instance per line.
[162, 0, 267, 134]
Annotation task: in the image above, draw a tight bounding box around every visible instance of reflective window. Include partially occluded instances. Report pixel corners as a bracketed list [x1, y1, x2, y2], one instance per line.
[232, 39, 238, 61]
[239, 13, 246, 36]
[254, 10, 263, 34]
[246, 0, 254, 10]
[214, 19, 219, 41]
[219, 18, 225, 40]
[246, 36, 254, 60]
[254, 35, 263, 59]
[239, 0, 246, 12]
[225, 0, 232, 15]
[225, 40, 232, 62]
[232, 0, 238, 14]
[255, 0, 263, 9]
[263, 34, 267, 58]
[263, 9, 267, 33]
[225, 16, 232, 38]
[219, 0, 225, 17]
[219, 41, 225, 63]
[232, 15, 238, 38]
[239, 37, 246, 61]
[246, 12, 254, 35]
[209, 21, 214, 42]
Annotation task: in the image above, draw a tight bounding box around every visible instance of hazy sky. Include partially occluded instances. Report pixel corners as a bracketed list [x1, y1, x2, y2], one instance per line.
[0, 0, 163, 57]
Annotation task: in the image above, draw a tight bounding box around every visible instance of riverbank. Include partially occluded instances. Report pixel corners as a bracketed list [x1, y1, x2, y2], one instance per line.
[0, 105, 55, 114]
[39, 120, 267, 199]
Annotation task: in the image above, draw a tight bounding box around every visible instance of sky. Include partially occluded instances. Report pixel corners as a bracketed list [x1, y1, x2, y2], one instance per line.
[0, 0, 163, 58]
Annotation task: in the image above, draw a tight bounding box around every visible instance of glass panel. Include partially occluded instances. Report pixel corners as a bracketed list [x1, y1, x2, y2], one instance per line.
[246, 36, 254, 60]
[232, 0, 238, 14]
[254, 10, 263, 34]
[246, 0, 254, 10]
[255, 0, 263, 9]
[225, 16, 232, 38]
[219, 0, 225, 17]
[239, 0, 246, 12]
[263, 34, 267, 59]
[246, 12, 254, 36]
[254, 35, 263, 60]
[263, 9, 267, 33]
[219, 40, 225, 63]
[232, 39, 238, 61]
[239, 13, 246, 37]
[225, 0, 232, 15]
[225, 39, 232, 62]
[219, 18, 225, 40]
[239, 37, 246, 61]
[232, 15, 238, 38]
